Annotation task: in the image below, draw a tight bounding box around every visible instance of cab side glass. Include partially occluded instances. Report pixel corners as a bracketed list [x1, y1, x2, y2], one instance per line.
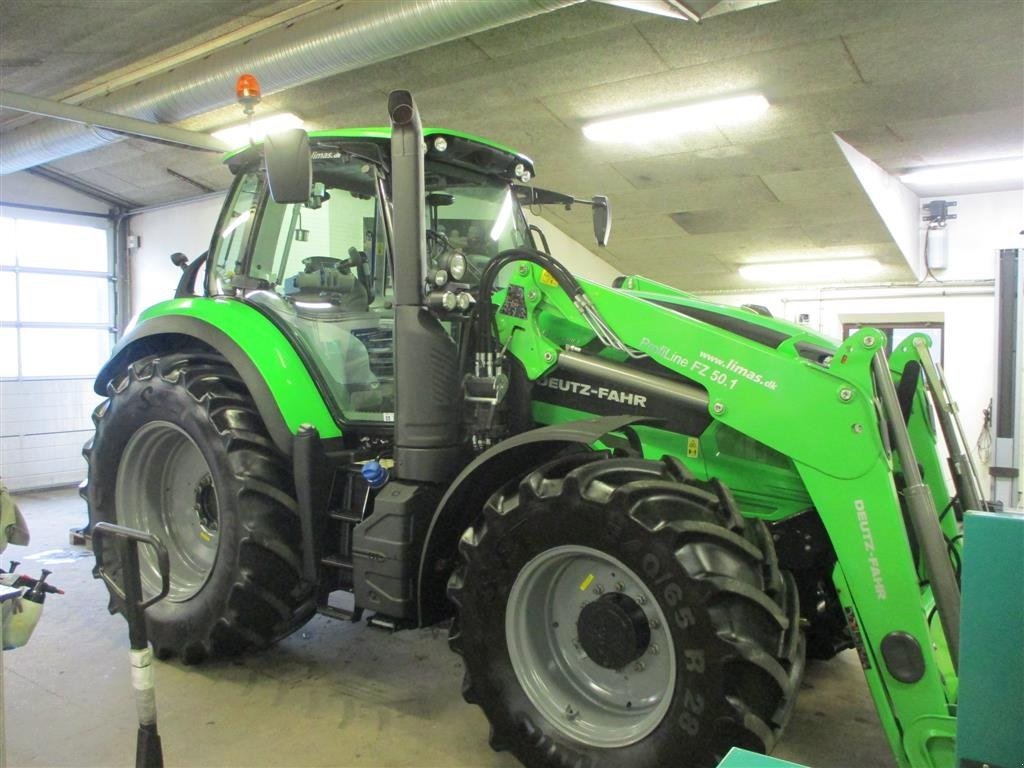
[209, 173, 264, 295]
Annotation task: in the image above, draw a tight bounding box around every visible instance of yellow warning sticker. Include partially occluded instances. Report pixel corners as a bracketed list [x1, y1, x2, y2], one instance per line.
[579, 573, 595, 591]
[687, 437, 700, 458]
[540, 269, 559, 287]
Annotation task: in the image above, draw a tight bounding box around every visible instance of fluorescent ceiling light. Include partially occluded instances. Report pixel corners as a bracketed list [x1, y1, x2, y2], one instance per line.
[900, 157, 1023, 187]
[211, 112, 304, 148]
[583, 94, 769, 143]
[739, 258, 883, 284]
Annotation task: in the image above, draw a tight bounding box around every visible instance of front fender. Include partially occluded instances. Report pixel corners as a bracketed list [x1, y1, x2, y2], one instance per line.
[96, 298, 341, 454]
[416, 414, 648, 626]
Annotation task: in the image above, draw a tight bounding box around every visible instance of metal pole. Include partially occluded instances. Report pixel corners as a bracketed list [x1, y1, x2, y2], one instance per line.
[0, 90, 227, 153]
[872, 353, 961, 670]
[92, 524, 169, 768]
[912, 337, 986, 512]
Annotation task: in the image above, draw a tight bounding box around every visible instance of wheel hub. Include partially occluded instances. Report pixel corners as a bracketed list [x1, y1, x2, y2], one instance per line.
[193, 475, 218, 537]
[505, 545, 676, 748]
[116, 421, 220, 602]
[577, 592, 652, 669]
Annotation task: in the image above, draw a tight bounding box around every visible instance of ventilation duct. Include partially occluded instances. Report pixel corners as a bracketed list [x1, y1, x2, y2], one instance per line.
[0, 0, 580, 175]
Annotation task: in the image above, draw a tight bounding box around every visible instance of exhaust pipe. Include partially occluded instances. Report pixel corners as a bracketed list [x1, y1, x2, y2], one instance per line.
[388, 90, 462, 482]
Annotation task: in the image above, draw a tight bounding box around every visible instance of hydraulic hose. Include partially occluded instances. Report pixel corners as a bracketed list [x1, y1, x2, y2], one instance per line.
[475, 247, 584, 352]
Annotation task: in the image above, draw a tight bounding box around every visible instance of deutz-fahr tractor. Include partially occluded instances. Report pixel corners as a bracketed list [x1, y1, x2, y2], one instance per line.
[82, 89, 978, 768]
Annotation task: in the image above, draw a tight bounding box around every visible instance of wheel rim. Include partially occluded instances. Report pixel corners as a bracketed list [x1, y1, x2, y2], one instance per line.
[505, 545, 676, 748]
[115, 421, 220, 602]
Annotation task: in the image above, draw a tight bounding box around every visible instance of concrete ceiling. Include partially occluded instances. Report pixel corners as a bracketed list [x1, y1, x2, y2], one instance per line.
[1, 0, 1021, 291]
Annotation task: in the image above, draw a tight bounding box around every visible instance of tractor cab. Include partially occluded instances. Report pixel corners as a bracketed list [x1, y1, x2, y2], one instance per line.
[206, 130, 537, 427]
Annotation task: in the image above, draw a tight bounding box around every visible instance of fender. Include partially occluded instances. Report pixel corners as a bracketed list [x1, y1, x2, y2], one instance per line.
[95, 298, 342, 455]
[416, 414, 648, 626]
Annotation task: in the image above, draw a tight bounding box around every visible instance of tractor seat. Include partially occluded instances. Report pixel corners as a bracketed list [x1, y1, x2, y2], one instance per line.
[286, 263, 369, 313]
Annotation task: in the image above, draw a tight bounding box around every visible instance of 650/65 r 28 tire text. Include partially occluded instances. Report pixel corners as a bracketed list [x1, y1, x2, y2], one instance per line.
[448, 453, 805, 768]
[81, 353, 314, 663]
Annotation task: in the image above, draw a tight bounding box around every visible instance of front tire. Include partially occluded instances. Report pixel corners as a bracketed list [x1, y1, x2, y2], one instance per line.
[82, 353, 314, 662]
[448, 453, 804, 768]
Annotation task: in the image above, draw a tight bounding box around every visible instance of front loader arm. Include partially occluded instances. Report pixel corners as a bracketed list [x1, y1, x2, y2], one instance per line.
[496, 265, 883, 481]
[493, 264, 962, 768]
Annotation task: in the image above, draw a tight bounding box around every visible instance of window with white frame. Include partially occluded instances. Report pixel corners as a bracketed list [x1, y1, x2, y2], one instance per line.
[0, 214, 114, 379]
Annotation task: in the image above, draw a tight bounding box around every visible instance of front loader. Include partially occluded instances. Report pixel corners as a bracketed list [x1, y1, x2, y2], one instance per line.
[82, 86, 979, 768]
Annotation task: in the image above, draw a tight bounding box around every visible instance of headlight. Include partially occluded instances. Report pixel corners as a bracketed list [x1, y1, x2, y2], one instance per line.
[433, 136, 448, 152]
[449, 252, 467, 281]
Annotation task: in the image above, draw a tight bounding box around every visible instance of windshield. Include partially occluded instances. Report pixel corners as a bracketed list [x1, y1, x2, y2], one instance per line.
[423, 161, 531, 285]
[205, 149, 530, 425]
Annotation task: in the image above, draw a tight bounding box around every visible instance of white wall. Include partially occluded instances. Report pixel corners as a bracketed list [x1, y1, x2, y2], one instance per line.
[836, 135, 923, 276]
[1, 171, 110, 215]
[128, 195, 225, 317]
[697, 189, 1024, 484]
[920, 189, 1023, 281]
[1, 172, 112, 490]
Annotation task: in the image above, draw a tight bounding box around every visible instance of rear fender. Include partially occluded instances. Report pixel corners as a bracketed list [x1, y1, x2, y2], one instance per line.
[416, 414, 647, 626]
[96, 298, 341, 455]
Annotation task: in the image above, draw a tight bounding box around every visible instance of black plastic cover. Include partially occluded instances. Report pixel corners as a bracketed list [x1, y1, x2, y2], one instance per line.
[880, 630, 926, 683]
[353, 480, 441, 621]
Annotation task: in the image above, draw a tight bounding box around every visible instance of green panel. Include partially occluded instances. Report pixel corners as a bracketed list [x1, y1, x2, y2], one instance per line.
[134, 298, 341, 438]
[504, 265, 886, 481]
[957, 510, 1024, 768]
[716, 747, 809, 768]
[802, 460, 956, 768]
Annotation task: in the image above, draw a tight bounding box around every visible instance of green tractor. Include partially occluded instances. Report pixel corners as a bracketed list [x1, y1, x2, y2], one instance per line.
[82, 90, 977, 768]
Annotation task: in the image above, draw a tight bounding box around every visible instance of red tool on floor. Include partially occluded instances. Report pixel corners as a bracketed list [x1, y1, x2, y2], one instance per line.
[92, 523, 170, 768]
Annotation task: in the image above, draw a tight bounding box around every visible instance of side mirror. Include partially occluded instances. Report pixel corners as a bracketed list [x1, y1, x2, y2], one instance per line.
[264, 128, 312, 203]
[592, 195, 611, 246]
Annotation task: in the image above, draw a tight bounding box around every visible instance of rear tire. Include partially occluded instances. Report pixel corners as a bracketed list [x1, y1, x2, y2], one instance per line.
[448, 453, 804, 768]
[82, 353, 314, 662]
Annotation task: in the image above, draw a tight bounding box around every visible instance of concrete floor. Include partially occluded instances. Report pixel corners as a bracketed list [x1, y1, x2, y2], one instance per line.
[3, 487, 895, 768]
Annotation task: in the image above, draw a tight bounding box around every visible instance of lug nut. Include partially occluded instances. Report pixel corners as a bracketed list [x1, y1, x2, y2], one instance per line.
[649, 644, 660, 656]
[649, 617, 661, 629]
[593, 584, 605, 595]
[615, 582, 625, 591]
[637, 594, 648, 605]
[633, 661, 645, 672]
